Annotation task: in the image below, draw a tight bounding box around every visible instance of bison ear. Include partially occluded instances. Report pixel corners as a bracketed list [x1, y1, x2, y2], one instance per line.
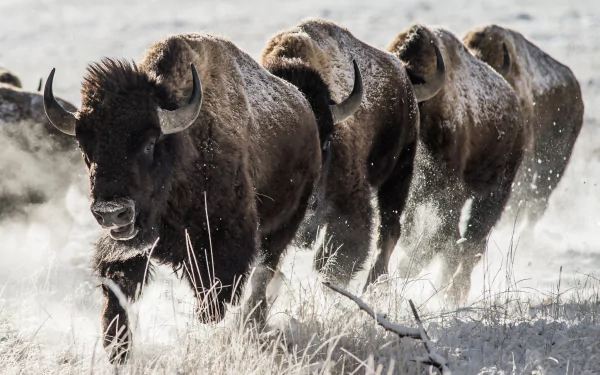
[43, 68, 77, 136]
[329, 59, 363, 124]
[497, 43, 511, 77]
[411, 42, 445, 103]
[157, 63, 203, 135]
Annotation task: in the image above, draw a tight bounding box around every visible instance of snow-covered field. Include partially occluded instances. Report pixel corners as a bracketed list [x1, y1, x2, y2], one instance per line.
[1, 0, 600, 373]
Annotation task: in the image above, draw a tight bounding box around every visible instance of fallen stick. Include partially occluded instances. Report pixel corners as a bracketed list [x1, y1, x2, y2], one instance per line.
[323, 281, 452, 375]
[409, 300, 452, 375]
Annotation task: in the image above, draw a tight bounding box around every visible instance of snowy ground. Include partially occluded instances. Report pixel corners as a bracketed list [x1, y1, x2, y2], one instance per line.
[1, 0, 600, 374]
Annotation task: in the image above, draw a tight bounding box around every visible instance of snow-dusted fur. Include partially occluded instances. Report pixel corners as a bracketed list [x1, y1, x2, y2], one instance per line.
[70, 33, 322, 362]
[0, 78, 80, 219]
[388, 25, 525, 303]
[262, 18, 419, 286]
[463, 25, 585, 225]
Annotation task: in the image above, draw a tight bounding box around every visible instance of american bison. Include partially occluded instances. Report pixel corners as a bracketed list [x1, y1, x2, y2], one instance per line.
[389, 25, 525, 303]
[0, 67, 79, 220]
[43, 33, 359, 362]
[463, 25, 584, 225]
[262, 18, 426, 287]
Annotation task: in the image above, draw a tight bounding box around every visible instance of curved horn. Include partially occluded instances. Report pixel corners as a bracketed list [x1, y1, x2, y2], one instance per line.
[44, 68, 77, 136]
[498, 42, 511, 77]
[158, 63, 203, 135]
[329, 60, 363, 124]
[412, 42, 446, 103]
[37, 78, 42, 92]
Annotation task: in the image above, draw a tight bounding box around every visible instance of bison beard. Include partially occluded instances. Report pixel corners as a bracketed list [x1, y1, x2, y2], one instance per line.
[43, 33, 324, 363]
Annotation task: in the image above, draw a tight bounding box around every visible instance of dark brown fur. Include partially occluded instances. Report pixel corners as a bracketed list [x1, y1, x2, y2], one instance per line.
[0, 67, 22, 88]
[389, 25, 525, 303]
[65, 34, 320, 362]
[464, 25, 584, 224]
[262, 19, 419, 287]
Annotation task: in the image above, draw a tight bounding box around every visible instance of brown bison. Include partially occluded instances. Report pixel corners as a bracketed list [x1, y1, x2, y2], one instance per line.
[0, 68, 79, 220]
[43, 33, 360, 363]
[463, 25, 584, 225]
[389, 25, 525, 303]
[262, 18, 430, 287]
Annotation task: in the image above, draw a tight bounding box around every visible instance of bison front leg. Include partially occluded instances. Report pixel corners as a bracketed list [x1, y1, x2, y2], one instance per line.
[367, 141, 416, 287]
[97, 254, 151, 364]
[184, 197, 259, 325]
[314, 180, 374, 287]
[443, 185, 514, 305]
[246, 181, 315, 325]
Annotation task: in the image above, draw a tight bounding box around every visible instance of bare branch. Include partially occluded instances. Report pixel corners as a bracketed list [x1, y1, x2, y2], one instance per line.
[323, 281, 420, 338]
[323, 281, 451, 375]
[409, 300, 452, 375]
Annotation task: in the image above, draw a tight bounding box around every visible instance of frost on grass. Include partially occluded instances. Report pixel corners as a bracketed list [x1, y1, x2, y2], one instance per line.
[3, 254, 600, 374]
[1, 0, 600, 373]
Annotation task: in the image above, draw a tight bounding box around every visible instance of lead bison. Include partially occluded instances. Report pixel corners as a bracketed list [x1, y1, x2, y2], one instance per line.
[389, 25, 525, 303]
[463, 25, 584, 226]
[262, 18, 426, 287]
[0, 67, 79, 220]
[43, 33, 360, 363]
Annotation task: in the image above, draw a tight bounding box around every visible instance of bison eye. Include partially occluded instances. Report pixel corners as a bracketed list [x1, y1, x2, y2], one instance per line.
[144, 141, 155, 154]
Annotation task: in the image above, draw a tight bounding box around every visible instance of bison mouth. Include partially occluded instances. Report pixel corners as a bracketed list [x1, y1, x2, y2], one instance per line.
[108, 222, 139, 241]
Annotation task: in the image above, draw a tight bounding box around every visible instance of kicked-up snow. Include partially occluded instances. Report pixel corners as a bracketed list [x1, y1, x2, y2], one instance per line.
[0, 0, 599, 374]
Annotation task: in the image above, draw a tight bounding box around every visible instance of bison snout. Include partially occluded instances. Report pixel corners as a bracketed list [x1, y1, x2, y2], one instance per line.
[91, 198, 135, 228]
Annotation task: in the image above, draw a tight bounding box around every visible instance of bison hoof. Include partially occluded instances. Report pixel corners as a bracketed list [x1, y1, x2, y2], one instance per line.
[195, 302, 226, 324]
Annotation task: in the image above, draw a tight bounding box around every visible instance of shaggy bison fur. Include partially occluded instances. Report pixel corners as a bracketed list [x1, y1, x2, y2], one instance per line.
[389, 25, 525, 303]
[262, 19, 420, 287]
[43, 34, 325, 362]
[464, 25, 584, 225]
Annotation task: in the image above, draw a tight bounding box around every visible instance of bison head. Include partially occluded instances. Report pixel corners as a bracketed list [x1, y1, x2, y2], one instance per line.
[463, 25, 512, 78]
[388, 25, 446, 103]
[0, 68, 22, 88]
[43, 59, 202, 242]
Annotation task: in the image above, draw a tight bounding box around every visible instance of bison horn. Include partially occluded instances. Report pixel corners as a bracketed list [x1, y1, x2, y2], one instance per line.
[158, 63, 203, 135]
[413, 42, 446, 103]
[329, 60, 363, 124]
[43, 68, 77, 136]
[498, 43, 511, 77]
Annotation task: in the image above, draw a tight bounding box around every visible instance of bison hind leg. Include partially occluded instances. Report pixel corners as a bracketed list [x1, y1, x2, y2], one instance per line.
[292, 208, 327, 250]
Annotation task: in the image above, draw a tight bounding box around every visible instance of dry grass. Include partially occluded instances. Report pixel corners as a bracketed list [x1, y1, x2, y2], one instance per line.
[2, 225, 600, 375]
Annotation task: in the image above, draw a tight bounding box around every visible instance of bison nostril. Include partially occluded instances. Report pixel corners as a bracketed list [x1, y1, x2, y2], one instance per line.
[91, 199, 135, 227]
[117, 210, 129, 221]
[93, 212, 104, 224]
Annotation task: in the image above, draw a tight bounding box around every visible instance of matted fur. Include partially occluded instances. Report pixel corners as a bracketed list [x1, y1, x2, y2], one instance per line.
[67, 33, 321, 362]
[464, 25, 584, 224]
[262, 18, 419, 286]
[389, 25, 525, 303]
